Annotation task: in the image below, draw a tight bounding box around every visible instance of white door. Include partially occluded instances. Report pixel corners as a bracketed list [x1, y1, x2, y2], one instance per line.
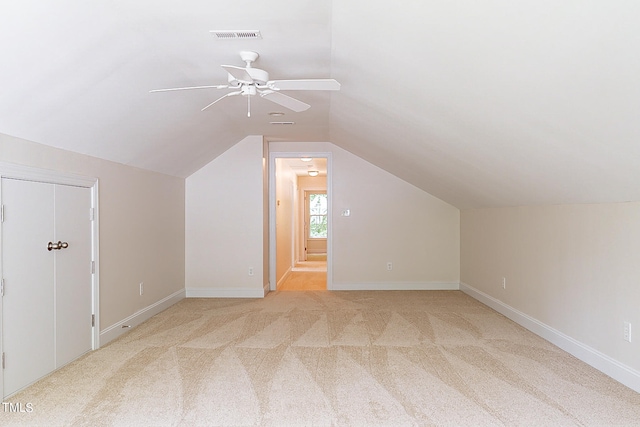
[1, 178, 92, 397]
[54, 184, 92, 367]
[2, 179, 55, 397]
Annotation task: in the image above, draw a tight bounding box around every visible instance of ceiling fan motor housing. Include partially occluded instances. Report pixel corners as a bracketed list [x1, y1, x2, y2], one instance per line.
[241, 85, 257, 96]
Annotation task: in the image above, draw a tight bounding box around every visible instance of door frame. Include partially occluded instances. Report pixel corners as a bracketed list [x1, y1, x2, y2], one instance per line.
[268, 152, 332, 291]
[0, 162, 100, 398]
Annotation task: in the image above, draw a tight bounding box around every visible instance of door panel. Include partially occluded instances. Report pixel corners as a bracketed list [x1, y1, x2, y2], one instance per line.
[2, 178, 55, 396]
[54, 185, 92, 367]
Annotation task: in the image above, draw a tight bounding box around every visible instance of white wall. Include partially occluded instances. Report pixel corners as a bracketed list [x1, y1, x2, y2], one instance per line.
[275, 159, 295, 285]
[0, 133, 185, 342]
[185, 135, 267, 297]
[461, 203, 640, 391]
[270, 142, 460, 290]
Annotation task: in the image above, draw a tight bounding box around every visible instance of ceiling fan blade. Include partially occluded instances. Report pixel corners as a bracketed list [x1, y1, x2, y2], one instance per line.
[266, 79, 341, 91]
[222, 65, 253, 83]
[150, 84, 228, 93]
[201, 91, 242, 111]
[260, 90, 310, 112]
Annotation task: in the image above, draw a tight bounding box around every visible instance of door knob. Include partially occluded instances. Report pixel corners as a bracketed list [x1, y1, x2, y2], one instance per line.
[47, 241, 69, 251]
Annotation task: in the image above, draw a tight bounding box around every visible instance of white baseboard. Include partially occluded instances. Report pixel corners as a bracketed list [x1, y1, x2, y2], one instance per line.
[460, 282, 640, 394]
[331, 282, 460, 291]
[291, 266, 327, 272]
[276, 267, 292, 289]
[99, 288, 185, 346]
[186, 287, 266, 298]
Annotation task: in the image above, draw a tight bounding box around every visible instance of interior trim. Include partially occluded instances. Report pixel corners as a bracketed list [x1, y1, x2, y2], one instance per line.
[99, 289, 185, 346]
[460, 281, 640, 394]
[331, 282, 460, 291]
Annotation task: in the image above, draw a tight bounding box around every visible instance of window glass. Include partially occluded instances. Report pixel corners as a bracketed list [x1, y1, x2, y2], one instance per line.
[309, 193, 327, 238]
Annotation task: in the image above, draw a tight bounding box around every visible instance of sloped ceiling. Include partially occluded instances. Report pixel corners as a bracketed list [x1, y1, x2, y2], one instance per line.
[2, 1, 639, 209]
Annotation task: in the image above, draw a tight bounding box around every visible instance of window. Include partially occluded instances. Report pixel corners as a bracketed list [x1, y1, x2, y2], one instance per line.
[308, 193, 327, 238]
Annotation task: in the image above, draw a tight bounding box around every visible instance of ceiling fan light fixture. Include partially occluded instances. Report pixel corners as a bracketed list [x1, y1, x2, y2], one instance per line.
[308, 170, 319, 177]
[241, 85, 257, 96]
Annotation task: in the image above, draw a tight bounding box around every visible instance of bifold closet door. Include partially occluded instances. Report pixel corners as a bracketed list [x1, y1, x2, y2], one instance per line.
[2, 179, 56, 397]
[54, 184, 92, 367]
[2, 178, 92, 397]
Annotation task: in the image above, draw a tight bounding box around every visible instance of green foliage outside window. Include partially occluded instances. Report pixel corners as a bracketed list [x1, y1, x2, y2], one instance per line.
[309, 193, 327, 238]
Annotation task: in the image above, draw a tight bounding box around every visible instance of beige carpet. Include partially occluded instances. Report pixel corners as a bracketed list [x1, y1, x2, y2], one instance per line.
[3, 291, 640, 426]
[278, 271, 326, 291]
[291, 260, 327, 272]
[306, 253, 327, 262]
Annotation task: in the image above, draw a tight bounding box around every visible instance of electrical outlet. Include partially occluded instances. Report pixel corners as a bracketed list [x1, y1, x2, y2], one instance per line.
[248, 267, 254, 276]
[502, 277, 506, 289]
[624, 321, 632, 342]
[139, 282, 144, 296]
[386, 262, 393, 271]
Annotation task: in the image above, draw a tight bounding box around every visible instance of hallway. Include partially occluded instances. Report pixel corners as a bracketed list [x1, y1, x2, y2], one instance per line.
[279, 260, 327, 291]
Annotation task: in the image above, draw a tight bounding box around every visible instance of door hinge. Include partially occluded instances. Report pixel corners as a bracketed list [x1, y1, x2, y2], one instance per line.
[89, 207, 95, 221]
[91, 261, 95, 274]
[0, 278, 4, 297]
[1, 204, 4, 223]
[91, 314, 95, 327]
[2, 352, 5, 369]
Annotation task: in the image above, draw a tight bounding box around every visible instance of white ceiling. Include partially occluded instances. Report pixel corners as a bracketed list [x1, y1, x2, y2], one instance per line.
[2, 1, 639, 209]
[280, 157, 327, 177]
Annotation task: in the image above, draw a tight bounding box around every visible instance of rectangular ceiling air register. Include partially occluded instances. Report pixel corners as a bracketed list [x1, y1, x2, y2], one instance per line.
[210, 30, 262, 40]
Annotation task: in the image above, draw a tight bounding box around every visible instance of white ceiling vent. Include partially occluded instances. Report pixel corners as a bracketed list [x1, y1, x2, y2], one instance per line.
[210, 30, 262, 40]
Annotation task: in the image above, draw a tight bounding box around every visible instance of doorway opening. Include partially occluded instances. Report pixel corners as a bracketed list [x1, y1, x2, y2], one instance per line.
[269, 153, 331, 291]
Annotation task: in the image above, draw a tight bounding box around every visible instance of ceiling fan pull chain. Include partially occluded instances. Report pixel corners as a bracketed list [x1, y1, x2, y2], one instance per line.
[247, 92, 251, 118]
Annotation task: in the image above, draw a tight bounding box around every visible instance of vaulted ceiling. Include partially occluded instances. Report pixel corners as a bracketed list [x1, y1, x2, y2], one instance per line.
[2, 1, 639, 209]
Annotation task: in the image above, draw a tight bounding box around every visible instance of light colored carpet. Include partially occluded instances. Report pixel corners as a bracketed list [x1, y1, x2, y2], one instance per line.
[306, 253, 327, 262]
[278, 271, 326, 291]
[3, 291, 640, 426]
[291, 260, 327, 272]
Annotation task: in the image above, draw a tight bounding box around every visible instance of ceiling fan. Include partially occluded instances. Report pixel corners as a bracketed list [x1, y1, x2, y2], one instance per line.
[150, 51, 340, 117]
